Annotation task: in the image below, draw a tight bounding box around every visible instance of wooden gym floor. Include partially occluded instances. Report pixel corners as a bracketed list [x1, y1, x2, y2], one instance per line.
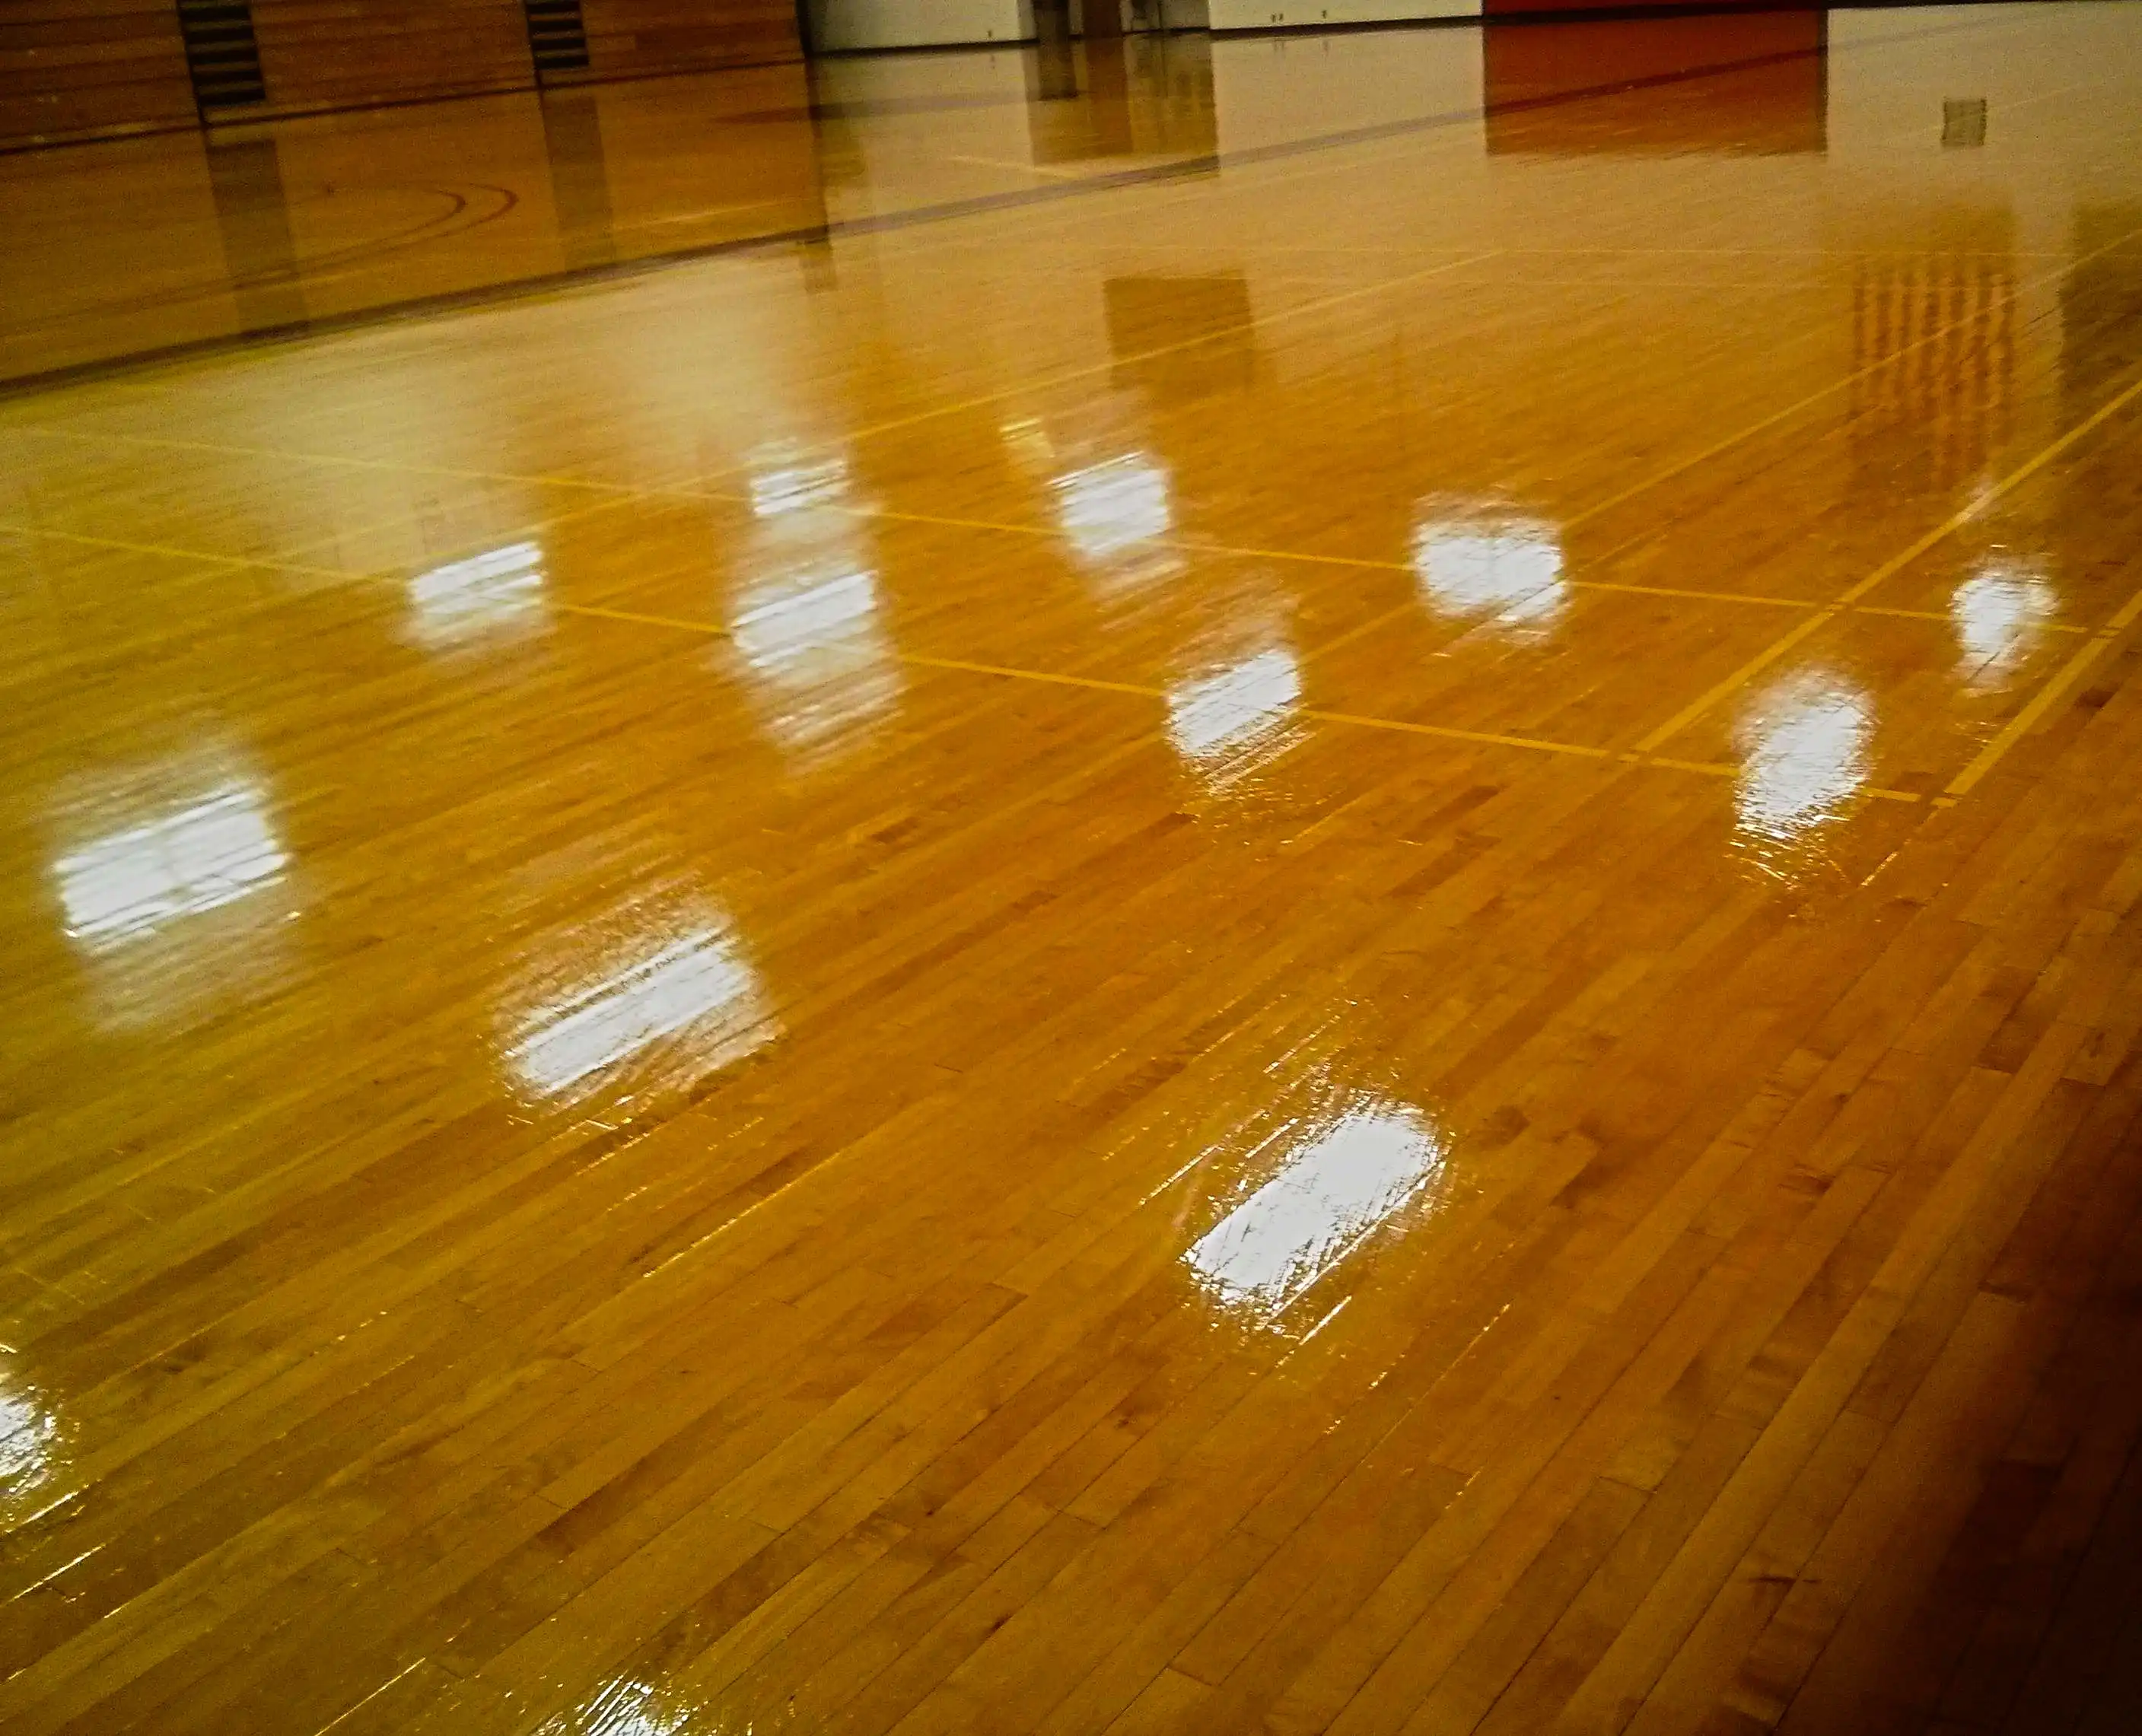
[7, 5, 2142, 1732]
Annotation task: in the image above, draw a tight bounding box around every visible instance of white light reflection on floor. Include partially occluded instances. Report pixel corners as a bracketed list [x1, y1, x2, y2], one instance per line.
[1412, 506, 1566, 637]
[1053, 453, 1179, 586]
[0, 1361, 64, 1523]
[1734, 668, 1873, 863]
[1952, 558, 2054, 686]
[1186, 1100, 1448, 1323]
[999, 416, 1056, 475]
[536, 1676, 692, 1736]
[55, 777, 288, 950]
[747, 444, 851, 519]
[504, 908, 775, 1102]
[1166, 644, 1302, 782]
[403, 540, 548, 651]
[728, 524, 902, 766]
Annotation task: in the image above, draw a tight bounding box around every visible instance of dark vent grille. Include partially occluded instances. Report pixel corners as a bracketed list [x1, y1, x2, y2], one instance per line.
[177, 0, 267, 111]
[524, 0, 592, 76]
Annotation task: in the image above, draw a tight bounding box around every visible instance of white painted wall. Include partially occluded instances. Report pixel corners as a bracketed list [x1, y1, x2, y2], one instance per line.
[1209, 23, 1484, 157]
[1208, 0, 1476, 35]
[807, 0, 1037, 51]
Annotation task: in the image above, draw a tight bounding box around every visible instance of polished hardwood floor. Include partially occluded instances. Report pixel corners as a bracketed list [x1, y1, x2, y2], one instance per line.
[8, 7, 2142, 1733]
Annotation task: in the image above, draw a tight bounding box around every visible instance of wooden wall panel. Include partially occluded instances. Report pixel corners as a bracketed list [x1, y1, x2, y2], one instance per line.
[0, 0, 197, 148]
[247, 0, 535, 115]
[574, 0, 801, 81]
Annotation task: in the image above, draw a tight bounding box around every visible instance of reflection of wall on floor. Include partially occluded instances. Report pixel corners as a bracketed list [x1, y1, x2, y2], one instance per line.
[2062, 207, 2142, 418]
[1106, 273, 1258, 402]
[1483, 11, 1826, 155]
[807, 0, 1208, 50]
[1210, 24, 1484, 160]
[1028, 33, 1216, 164]
[1846, 208, 2016, 497]
[0, 60, 828, 380]
[205, 136, 309, 329]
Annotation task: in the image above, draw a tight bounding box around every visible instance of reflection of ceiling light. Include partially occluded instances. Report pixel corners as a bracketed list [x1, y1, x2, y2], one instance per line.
[1054, 455, 1172, 564]
[55, 781, 287, 950]
[506, 917, 773, 1099]
[730, 564, 902, 763]
[0, 1368, 60, 1522]
[734, 568, 879, 672]
[405, 541, 547, 650]
[1413, 513, 1564, 634]
[1953, 560, 2054, 685]
[1736, 669, 1872, 851]
[1168, 646, 1301, 768]
[539, 1675, 689, 1736]
[749, 450, 850, 518]
[0, 1386, 56, 1489]
[1001, 417, 1056, 473]
[1186, 1102, 1447, 1319]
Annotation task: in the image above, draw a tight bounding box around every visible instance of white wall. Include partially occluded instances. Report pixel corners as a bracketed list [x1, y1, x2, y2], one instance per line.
[1208, 0, 1476, 33]
[808, 0, 1037, 51]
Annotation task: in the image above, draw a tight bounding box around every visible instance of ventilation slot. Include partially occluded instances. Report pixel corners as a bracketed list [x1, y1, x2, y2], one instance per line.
[178, 0, 267, 111]
[524, 0, 592, 77]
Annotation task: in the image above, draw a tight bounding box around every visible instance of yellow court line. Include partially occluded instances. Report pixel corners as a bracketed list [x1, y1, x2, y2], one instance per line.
[25, 193, 2135, 539]
[554, 599, 1616, 755]
[1299, 600, 1430, 666]
[675, 486, 1971, 625]
[941, 154, 1096, 182]
[761, 247, 1510, 466]
[1854, 602, 2090, 634]
[1612, 748, 1921, 803]
[0, 522, 347, 579]
[14, 248, 1501, 501]
[11, 420, 641, 496]
[544, 608, 728, 642]
[1943, 586, 2142, 799]
[0, 523, 241, 568]
[1635, 362, 2142, 758]
[549, 600, 1926, 797]
[8, 110, 1494, 487]
[1302, 705, 1613, 761]
[894, 650, 1182, 702]
[546, 599, 729, 635]
[1, 492, 633, 590]
[1633, 753, 1735, 778]
[1562, 212, 2142, 537]
[1835, 371, 2142, 612]
[1631, 609, 1838, 757]
[15, 45, 2128, 520]
[275, 488, 637, 567]
[1237, 244, 2073, 261]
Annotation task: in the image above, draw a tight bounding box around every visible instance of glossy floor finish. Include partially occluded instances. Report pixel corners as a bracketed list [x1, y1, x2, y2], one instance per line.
[8, 7, 2142, 1734]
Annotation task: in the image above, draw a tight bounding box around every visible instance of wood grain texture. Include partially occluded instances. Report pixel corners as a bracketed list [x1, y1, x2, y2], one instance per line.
[574, 0, 801, 81]
[246, 0, 536, 116]
[5, 9, 2142, 1736]
[0, 0, 196, 148]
